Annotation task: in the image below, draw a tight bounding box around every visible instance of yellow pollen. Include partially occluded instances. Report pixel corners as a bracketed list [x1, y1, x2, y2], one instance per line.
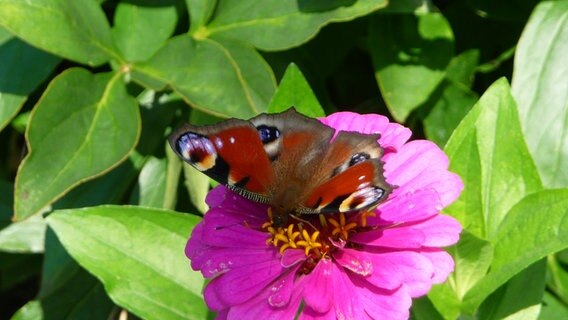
[276, 225, 299, 253]
[360, 210, 377, 227]
[328, 213, 358, 240]
[296, 230, 322, 256]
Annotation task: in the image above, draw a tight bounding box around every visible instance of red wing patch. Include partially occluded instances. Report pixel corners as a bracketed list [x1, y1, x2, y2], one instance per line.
[303, 160, 387, 213]
[210, 126, 274, 193]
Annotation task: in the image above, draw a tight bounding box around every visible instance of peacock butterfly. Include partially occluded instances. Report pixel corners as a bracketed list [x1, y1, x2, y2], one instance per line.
[169, 108, 393, 227]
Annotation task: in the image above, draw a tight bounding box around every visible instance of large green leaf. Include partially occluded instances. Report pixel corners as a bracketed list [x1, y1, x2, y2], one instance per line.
[462, 190, 568, 313]
[0, 34, 59, 131]
[476, 260, 545, 319]
[46, 206, 207, 320]
[14, 69, 140, 220]
[112, 0, 178, 62]
[432, 78, 544, 316]
[132, 36, 276, 118]
[30, 228, 114, 319]
[511, 1, 568, 188]
[444, 78, 542, 240]
[0, 0, 116, 65]
[370, 12, 454, 122]
[204, 0, 387, 51]
[267, 63, 325, 117]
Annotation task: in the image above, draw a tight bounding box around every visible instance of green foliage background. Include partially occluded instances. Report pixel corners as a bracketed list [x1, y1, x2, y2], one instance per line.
[0, 0, 567, 319]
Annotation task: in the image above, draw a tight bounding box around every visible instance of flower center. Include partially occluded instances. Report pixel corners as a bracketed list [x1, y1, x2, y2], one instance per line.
[261, 208, 377, 272]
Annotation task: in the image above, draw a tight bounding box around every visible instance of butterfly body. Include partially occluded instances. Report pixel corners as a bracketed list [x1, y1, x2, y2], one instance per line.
[169, 108, 392, 226]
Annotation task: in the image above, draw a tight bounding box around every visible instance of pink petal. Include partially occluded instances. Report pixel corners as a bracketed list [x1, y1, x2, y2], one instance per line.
[216, 309, 229, 320]
[281, 249, 306, 267]
[351, 227, 425, 248]
[228, 272, 305, 319]
[410, 214, 462, 247]
[333, 248, 373, 276]
[366, 251, 434, 297]
[205, 187, 269, 227]
[384, 140, 463, 207]
[420, 248, 455, 284]
[330, 261, 367, 319]
[203, 278, 229, 311]
[267, 266, 300, 307]
[205, 185, 226, 207]
[213, 250, 286, 305]
[320, 112, 412, 152]
[201, 213, 269, 248]
[197, 247, 275, 278]
[374, 188, 442, 223]
[299, 307, 336, 320]
[303, 259, 334, 313]
[350, 274, 412, 320]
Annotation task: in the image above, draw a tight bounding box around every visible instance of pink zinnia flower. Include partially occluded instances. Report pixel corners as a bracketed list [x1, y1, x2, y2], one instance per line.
[186, 112, 463, 319]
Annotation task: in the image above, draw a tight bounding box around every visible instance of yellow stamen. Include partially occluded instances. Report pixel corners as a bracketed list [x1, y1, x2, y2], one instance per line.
[328, 213, 358, 240]
[360, 210, 377, 227]
[297, 230, 322, 256]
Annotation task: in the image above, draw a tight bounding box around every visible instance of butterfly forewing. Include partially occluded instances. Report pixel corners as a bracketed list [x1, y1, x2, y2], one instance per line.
[169, 119, 274, 202]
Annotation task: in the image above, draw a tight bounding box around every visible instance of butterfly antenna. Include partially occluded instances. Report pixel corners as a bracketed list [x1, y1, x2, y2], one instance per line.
[289, 214, 318, 232]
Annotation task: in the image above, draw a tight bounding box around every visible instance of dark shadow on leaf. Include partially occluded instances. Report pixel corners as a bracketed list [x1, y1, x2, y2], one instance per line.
[121, 0, 177, 7]
[371, 14, 453, 73]
[297, 0, 356, 13]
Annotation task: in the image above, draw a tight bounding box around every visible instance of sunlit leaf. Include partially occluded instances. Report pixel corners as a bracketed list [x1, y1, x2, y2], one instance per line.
[15, 69, 140, 220]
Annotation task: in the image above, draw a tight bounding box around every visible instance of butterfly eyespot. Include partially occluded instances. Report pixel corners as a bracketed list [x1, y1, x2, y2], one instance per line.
[349, 152, 371, 167]
[256, 125, 281, 144]
[176, 132, 217, 171]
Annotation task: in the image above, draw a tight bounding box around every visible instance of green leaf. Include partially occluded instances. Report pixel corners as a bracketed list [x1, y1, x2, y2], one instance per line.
[137, 90, 182, 155]
[370, 12, 454, 122]
[477, 260, 545, 319]
[46, 206, 207, 320]
[423, 81, 478, 147]
[539, 292, 568, 319]
[511, 1, 568, 188]
[14, 68, 140, 220]
[444, 78, 542, 240]
[132, 150, 180, 210]
[112, 0, 178, 62]
[0, 0, 116, 65]
[548, 255, 568, 306]
[182, 164, 210, 214]
[462, 189, 568, 313]
[53, 157, 143, 210]
[445, 49, 479, 88]
[428, 232, 493, 319]
[0, 214, 45, 253]
[10, 230, 115, 320]
[411, 296, 445, 320]
[0, 35, 60, 131]
[186, 0, 217, 33]
[132, 36, 276, 118]
[11, 301, 42, 320]
[382, 0, 433, 14]
[267, 63, 325, 117]
[204, 0, 388, 51]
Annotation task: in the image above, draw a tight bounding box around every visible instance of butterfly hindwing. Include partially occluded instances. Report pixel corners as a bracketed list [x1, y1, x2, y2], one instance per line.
[301, 130, 392, 214]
